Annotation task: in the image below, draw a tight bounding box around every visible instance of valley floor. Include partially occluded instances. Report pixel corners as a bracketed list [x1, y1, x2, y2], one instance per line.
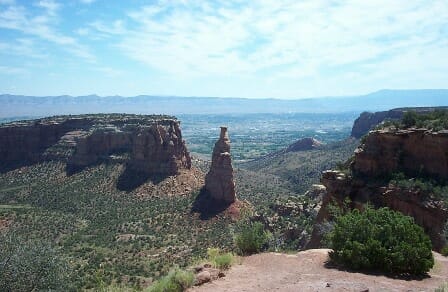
[189, 249, 448, 292]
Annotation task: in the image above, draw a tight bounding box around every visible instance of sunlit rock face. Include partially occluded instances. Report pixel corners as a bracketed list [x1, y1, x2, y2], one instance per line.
[0, 114, 191, 176]
[204, 127, 236, 204]
[308, 128, 448, 251]
[353, 128, 448, 181]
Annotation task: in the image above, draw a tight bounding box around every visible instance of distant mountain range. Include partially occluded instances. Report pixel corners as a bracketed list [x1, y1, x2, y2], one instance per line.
[1, 89, 448, 118]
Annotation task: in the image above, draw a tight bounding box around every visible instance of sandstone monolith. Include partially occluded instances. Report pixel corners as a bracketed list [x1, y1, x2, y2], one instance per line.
[204, 127, 236, 204]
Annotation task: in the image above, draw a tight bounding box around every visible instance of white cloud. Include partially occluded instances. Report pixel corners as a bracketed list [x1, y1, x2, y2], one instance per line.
[37, 0, 60, 15]
[0, 0, 15, 5]
[113, 0, 448, 86]
[0, 65, 28, 75]
[0, 38, 48, 59]
[90, 20, 126, 35]
[0, 3, 95, 62]
[79, 0, 95, 4]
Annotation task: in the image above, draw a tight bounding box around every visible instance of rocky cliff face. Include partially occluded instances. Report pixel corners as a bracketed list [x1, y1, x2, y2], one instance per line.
[351, 109, 403, 138]
[309, 170, 448, 250]
[353, 128, 448, 180]
[0, 114, 191, 177]
[351, 106, 448, 138]
[204, 127, 236, 204]
[128, 122, 191, 175]
[309, 128, 448, 250]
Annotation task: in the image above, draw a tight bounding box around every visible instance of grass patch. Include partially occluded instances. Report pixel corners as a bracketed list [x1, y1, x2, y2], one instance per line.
[207, 248, 234, 270]
[147, 268, 194, 292]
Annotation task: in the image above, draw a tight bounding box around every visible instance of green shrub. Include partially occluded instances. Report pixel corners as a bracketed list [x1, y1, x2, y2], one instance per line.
[147, 268, 194, 292]
[206, 248, 234, 269]
[206, 247, 220, 261]
[213, 253, 234, 270]
[328, 207, 434, 275]
[235, 221, 271, 255]
[441, 246, 448, 257]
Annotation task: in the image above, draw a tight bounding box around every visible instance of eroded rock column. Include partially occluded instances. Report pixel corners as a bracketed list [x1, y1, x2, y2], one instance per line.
[204, 126, 236, 204]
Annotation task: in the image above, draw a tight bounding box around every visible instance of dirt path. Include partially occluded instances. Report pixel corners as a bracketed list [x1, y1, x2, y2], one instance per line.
[189, 249, 448, 292]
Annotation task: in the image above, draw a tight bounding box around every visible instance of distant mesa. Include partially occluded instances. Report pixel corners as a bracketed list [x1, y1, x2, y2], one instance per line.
[193, 126, 239, 218]
[0, 114, 192, 190]
[351, 106, 448, 138]
[286, 137, 322, 152]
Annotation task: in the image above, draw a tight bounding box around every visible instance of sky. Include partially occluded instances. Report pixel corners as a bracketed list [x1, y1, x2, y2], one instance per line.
[0, 0, 447, 99]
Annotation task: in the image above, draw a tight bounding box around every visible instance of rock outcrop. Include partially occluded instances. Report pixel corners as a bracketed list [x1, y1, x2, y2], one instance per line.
[351, 106, 448, 138]
[286, 137, 322, 152]
[351, 110, 403, 138]
[309, 127, 448, 250]
[204, 127, 236, 204]
[353, 128, 448, 181]
[0, 114, 191, 178]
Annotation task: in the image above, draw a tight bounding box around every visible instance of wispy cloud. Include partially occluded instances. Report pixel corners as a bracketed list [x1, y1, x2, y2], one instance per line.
[0, 2, 95, 62]
[0, 0, 447, 97]
[0, 38, 48, 59]
[109, 0, 447, 83]
[0, 65, 28, 75]
[36, 0, 60, 15]
[0, 0, 15, 5]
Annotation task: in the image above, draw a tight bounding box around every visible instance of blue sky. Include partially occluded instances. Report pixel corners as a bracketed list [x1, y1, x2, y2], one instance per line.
[0, 0, 447, 99]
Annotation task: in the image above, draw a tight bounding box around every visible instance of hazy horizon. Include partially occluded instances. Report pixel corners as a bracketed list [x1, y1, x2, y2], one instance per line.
[2, 88, 448, 100]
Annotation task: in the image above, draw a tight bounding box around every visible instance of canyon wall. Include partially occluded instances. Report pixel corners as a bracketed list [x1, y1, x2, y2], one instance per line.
[0, 114, 191, 176]
[310, 128, 448, 250]
[351, 106, 448, 138]
[353, 129, 448, 181]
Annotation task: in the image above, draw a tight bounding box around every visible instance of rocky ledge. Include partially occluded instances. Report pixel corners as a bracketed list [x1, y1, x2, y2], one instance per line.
[353, 128, 448, 181]
[309, 127, 448, 250]
[351, 106, 448, 138]
[0, 114, 191, 177]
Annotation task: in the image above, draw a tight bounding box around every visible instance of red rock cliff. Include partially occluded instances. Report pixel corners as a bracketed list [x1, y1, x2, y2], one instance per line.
[0, 114, 191, 177]
[309, 128, 448, 250]
[353, 129, 448, 180]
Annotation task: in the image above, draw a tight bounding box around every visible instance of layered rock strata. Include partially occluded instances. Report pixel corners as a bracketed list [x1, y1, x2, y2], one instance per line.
[204, 127, 236, 204]
[351, 106, 448, 138]
[309, 127, 448, 250]
[353, 128, 448, 181]
[0, 114, 191, 176]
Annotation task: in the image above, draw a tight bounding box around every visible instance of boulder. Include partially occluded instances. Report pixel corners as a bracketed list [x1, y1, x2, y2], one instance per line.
[195, 271, 211, 285]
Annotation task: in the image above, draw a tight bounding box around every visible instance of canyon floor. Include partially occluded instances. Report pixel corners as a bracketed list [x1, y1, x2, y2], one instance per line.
[189, 249, 448, 292]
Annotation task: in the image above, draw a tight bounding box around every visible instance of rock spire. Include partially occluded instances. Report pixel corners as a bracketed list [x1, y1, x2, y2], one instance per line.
[204, 126, 236, 204]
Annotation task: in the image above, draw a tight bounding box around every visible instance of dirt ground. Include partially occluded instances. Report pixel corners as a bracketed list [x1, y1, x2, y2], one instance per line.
[189, 249, 448, 292]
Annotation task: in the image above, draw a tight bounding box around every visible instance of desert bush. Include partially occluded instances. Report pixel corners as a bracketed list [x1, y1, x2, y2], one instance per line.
[235, 221, 271, 255]
[147, 268, 194, 292]
[441, 246, 448, 257]
[328, 207, 434, 275]
[213, 253, 234, 269]
[206, 248, 234, 269]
